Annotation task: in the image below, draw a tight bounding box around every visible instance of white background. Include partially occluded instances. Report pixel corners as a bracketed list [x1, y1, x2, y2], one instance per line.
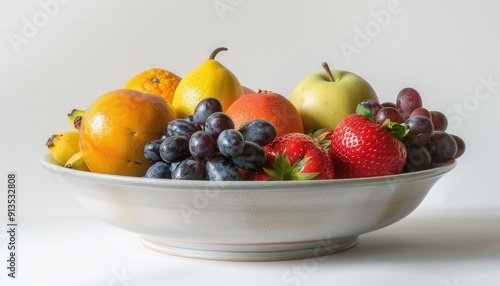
[1, 0, 499, 285]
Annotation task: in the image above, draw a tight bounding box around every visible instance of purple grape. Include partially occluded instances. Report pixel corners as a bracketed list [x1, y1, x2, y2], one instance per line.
[160, 131, 170, 140]
[189, 131, 217, 160]
[170, 161, 181, 173]
[238, 119, 277, 146]
[143, 139, 165, 163]
[185, 115, 195, 124]
[167, 119, 199, 138]
[358, 99, 383, 117]
[192, 97, 223, 127]
[451, 134, 466, 159]
[171, 157, 207, 180]
[381, 102, 397, 108]
[375, 107, 404, 124]
[217, 129, 245, 158]
[426, 131, 458, 163]
[159, 135, 191, 163]
[205, 112, 234, 139]
[396, 87, 423, 120]
[410, 107, 431, 118]
[145, 161, 172, 179]
[206, 157, 242, 181]
[405, 145, 432, 171]
[430, 111, 448, 131]
[230, 141, 267, 171]
[405, 115, 434, 145]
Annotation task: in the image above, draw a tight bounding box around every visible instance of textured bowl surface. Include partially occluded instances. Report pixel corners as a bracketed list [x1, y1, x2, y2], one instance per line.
[41, 154, 456, 261]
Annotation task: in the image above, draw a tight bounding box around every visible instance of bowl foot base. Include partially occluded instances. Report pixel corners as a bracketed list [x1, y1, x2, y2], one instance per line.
[139, 235, 358, 261]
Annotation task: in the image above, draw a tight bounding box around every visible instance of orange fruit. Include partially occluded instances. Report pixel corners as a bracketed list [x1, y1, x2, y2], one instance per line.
[124, 68, 181, 104]
[79, 89, 177, 176]
[226, 90, 304, 137]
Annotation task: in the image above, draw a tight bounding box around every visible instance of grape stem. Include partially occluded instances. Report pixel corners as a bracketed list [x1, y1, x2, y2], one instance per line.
[322, 62, 335, 82]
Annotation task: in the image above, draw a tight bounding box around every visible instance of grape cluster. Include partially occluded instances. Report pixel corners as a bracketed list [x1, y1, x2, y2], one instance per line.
[359, 87, 466, 173]
[143, 98, 277, 180]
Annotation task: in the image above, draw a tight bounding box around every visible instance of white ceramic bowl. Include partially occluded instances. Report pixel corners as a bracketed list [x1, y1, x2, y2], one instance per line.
[41, 154, 456, 261]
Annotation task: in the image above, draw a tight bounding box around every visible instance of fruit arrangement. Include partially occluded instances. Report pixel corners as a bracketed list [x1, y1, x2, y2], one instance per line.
[143, 97, 276, 180]
[46, 47, 466, 181]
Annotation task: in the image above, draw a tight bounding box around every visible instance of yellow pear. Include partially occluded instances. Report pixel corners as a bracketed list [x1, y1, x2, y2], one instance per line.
[172, 47, 243, 118]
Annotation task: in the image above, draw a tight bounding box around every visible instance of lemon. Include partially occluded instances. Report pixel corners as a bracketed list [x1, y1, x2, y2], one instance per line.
[172, 47, 243, 118]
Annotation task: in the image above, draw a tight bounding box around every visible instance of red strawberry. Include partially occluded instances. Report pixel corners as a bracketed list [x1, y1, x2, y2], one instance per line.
[249, 132, 334, 180]
[245, 169, 274, 181]
[330, 106, 408, 178]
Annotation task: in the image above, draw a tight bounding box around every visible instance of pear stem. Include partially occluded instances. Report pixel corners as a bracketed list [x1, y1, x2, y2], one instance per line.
[209, 47, 228, 60]
[322, 62, 335, 82]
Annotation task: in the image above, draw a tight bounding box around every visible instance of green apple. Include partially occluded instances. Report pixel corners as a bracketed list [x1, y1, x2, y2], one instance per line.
[290, 63, 379, 132]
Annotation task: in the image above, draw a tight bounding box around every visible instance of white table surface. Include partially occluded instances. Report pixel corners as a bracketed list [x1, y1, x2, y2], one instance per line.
[3, 210, 500, 286]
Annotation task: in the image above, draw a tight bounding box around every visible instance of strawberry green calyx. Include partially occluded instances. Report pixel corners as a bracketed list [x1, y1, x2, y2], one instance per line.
[264, 151, 319, 180]
[356, 104, 409, 138]
[307, 129, 333, 152]
[382, 120, 409, 138]
[355, 104, 375, 121]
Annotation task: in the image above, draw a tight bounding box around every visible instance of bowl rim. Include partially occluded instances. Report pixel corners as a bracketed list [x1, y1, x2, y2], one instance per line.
[40, 153, 456, 192]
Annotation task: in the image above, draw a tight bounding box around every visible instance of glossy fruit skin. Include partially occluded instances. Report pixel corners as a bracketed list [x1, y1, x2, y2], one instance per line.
[79, 89, 177, 176]
[375, 107, 404, 124]
[404, 144, 432, 172]
[396, 87, 423, 120]
[217, 129, 245, 158]
[189, 131, 217, 160]
[238, 119, 277, 147]
[124, 68, 181, 104]
[206, 157, 242, 181]
[230, 141, 267, 171]
[204, 112, 234, 139]
[167, 119, 199, 138]
[330, 114, 407, 178]
[172, 48, 243, 118]
[262, 133, 334, 180]
[171, 157, 207, 180]
[226, 90, 304, 138]
[404, 115, 434, 145]
[145, 161, 172, 179]
[159, 135, 190, 163]
[451, 134, 466, 159]
[430, 111, 448, 131]
[425, 131, 457, 163]
[143, 139, 165, 163]
[192, 97, 223, 127]
[289, 70, 379, 133]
